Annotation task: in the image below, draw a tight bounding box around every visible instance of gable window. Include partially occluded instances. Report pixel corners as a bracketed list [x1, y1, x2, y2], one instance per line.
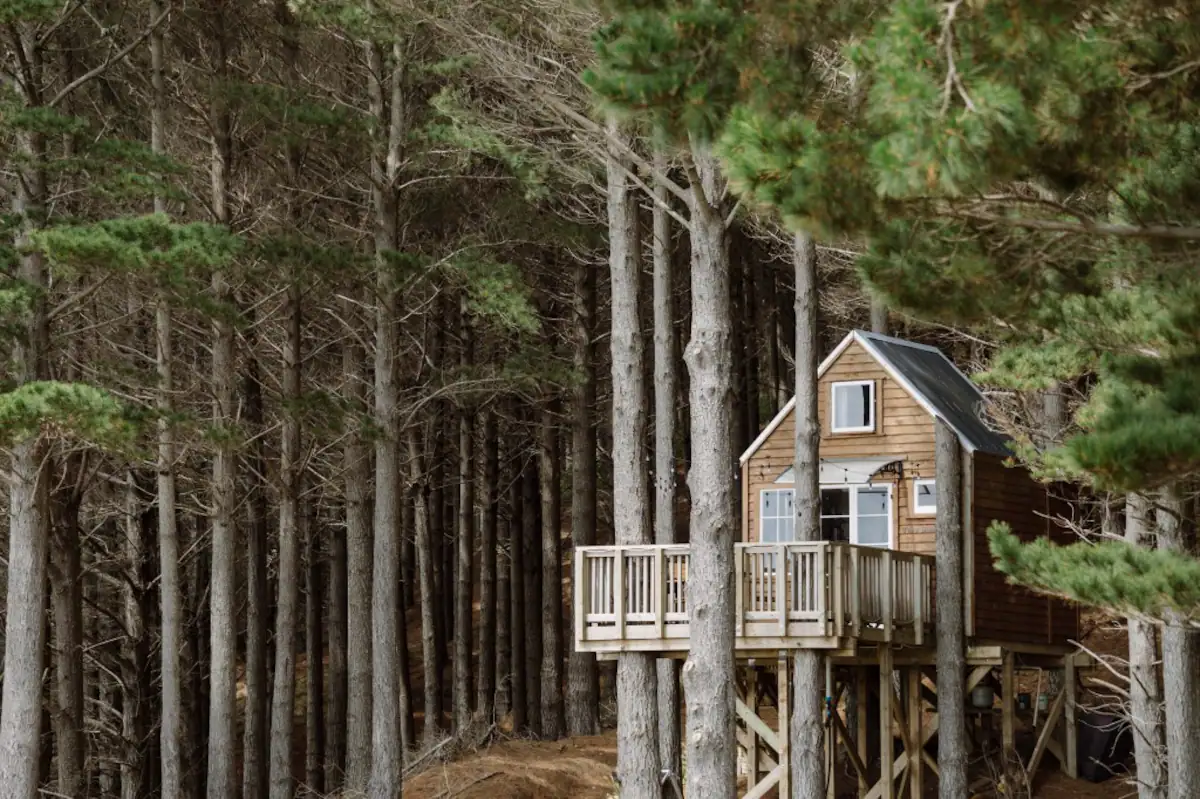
[760, 489, 795, 543]
[831, 380, 876, 433]
[819, 485, 892, 547]
[913, 478, 936, 515]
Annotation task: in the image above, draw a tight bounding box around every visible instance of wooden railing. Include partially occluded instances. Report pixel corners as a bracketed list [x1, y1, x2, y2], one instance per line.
[574, 542, 934, 654]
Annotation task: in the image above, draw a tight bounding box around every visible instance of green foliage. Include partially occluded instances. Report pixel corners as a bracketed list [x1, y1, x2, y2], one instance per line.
[445, 252, 539, 335]
[0, 0, 58, 24]
[0, 381, 132, 448]
[989, 523, 1200, 624]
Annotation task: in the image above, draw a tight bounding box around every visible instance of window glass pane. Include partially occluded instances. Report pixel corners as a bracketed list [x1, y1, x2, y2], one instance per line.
[821, 517, 849, 542]
[762, 517, 777, 542]
[834, 383, 871, 429]
[763, 491, 775, 515]
[820, 488, 850, 516]
[858, 516, 889, 546]
[779, 514, 795, 542]
[857, 487, 889, 516]
[916, 481, 936, 509]
[783, 490, 795, 517]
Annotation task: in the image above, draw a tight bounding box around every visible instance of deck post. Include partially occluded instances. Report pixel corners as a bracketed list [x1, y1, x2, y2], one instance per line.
[879, 647, 894, 799]
[832, 545, 844, 637]
[575, 551, 586, 645]
[778, 544, 789, 635]
[1001, 651, 1016, 778]
[851, 547, 862, 638]
[613, 548, 625, 641]
[654, 547, 666, 641]
[881, 550, 893, 643]
[856, 668, 869, 798]
[748, 671, 761, 785]
[1064, 657, 1078, 778]
[907, 667, 923, 799]
[778, 657, 790, 799]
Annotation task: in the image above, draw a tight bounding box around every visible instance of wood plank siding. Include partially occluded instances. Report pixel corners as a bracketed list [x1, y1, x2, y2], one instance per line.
[743, 340, 937, 553]
[970, 452, 1079, 645]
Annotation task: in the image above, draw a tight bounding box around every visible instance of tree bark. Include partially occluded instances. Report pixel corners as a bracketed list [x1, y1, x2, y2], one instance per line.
[652, 151, 682, 780]
[608, 118, 662, 795]
[366, 37, 407, 799]
[496, 428, 513, 721]
[477, 410, 500, 721]
[523, 448, 544, 735]
[1127, 494, 1166, 799]
[791, 232, 825, 798]
[343, 288, 374, 792]
[1156, 485, 1198, 799]
[206, 8, 239, 790]
[306, 512, 327, 796]
[869, 296, 888, 334]
[935, 419, 968, 799]
[328, 502, 349, 789]
[540, 407, 566, 739]
[51, 474, 85, 799]
[682, 143, 736, 799]
[509, 425, 528, 732]
[455, 346, 475, 732]
[411, 428, 444, 745]
[567, 258, 600, 737]
[243, 321, 271, 799]
[267, 269, 303, 799]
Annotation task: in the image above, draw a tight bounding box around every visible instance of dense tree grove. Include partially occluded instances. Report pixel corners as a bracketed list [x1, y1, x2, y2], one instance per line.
[5, 0, 1200, 797]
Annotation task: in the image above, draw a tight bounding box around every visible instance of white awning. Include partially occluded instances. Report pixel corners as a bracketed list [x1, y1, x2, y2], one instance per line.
[774, 457, 898, 486]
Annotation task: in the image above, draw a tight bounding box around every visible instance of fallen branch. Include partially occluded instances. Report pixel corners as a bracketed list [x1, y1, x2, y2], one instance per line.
[433, 771, 499, 799]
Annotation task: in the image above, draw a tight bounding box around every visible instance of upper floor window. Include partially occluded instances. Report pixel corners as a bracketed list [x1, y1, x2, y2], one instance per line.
[831, 380, 876, 433]
[913, 478, 936, 515]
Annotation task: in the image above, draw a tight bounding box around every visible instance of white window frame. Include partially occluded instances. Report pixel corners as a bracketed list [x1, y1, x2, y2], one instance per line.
[759, 488, 795, 543]
[830, 380, 876, 434]
[912, 478, 936, 516]
[819, 483, 894, 548]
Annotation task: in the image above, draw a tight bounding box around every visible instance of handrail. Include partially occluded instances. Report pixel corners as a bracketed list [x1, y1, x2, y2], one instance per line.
[574, 541, 935, 651]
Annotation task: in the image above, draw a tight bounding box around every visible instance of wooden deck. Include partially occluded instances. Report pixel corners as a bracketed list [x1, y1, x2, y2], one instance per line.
[573, 542, 935, 656]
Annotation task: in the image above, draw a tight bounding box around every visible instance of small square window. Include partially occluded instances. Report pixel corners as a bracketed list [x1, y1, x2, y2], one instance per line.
[831, 381, 876, 433]
[913, 479, 936, 515]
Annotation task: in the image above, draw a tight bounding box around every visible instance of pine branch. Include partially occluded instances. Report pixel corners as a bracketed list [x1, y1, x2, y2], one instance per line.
[951, 210, 1200, 241]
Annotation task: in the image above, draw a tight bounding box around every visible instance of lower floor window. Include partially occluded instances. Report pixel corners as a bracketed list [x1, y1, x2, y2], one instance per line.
[761, 484, 892, 547]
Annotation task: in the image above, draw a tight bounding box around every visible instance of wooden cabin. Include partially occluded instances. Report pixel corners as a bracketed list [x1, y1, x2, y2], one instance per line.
[738, 330, 1079, 648]
[572, 331, 1083, 797]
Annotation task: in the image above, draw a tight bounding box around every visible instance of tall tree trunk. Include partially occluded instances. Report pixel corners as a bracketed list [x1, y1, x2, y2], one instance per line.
[243, 320, 271, 799]
[455, 329, 475, 732]
[366, 36, 407, 798]
[268, 276, 303, 799]
[122, 474, 153, 799]
[608, 118, 662, 795]
[186, 514, 209, 799]
[152, 4, 184, 788]
[509, 425, 528, 732]
[1127, 494, 1166, 799]
[206, 9, 239, 791]
[0, 24, 50, 799]
[343, 289, 374, 791]
[791, 233, 825, 798]
[496, 431, 513, 721]
[653, 150, 682, 780]
[1156, 485, 1198, 799]
[523, 442, 544, 735]
[935, 419, 968, 798]
[328, 507, 349, 789]
[51, 473, 85, 799]
[869, 296, 888, 334]
[682, 144, 735, 799]
[477, 411, 500, 721]
[410, 428, 444, 745]
[306, 512, 326, 796]
[540, 408, 566, 739]
[567, 258, 600, 737]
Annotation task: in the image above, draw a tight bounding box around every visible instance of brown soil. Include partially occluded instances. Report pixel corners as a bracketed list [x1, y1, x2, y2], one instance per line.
[403, 735, 617, 799]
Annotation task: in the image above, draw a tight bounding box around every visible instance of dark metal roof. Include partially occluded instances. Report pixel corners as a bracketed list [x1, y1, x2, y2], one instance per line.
[857, 331, 1012, 456]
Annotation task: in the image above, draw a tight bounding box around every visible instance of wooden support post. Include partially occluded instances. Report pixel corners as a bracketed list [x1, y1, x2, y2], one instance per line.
[1026, 687, 1066, 783]
[1002, 651, 1017, 774]
[882, 551, 894, 643]
[857, 668, 869, 798]
[907, 667, 923, 799]
[778, 545, 789, 634]
[654, 547, 666, 641]
[1064, 659, 1078, 778]
[613, 548, 625, 640]
[778, 657, 790, 799]
[748, 671, 761, 787]
[879, 648, 894, 799]
[574, 551, 586, 645]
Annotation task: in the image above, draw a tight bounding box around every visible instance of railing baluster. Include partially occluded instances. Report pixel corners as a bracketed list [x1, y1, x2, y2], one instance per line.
[778, 544, 788, 634]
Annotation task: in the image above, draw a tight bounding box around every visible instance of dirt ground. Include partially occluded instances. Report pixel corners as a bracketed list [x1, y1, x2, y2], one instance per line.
[402, 727, 1132, 799]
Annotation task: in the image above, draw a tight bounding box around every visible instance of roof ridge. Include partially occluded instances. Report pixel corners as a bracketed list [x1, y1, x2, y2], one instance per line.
[854, 329, 944, 354]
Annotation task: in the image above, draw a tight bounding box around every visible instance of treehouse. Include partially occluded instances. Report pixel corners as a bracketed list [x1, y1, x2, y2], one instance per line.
[572, 331, 1085, 798]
